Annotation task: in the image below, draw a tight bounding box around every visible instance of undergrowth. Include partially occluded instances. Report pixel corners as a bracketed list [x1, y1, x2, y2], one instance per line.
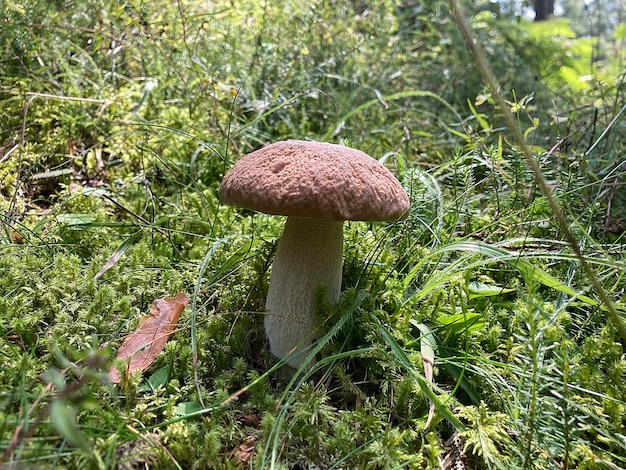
[1, 0, 625, 469]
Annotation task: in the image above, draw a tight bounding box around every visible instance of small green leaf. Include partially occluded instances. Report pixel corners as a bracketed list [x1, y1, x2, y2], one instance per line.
[42, 368, 66, 389]
[468, 281, 514, 299]
[139, 366, 169, 392]
[148, 366, 169, 389]
[174, 401, 203, 416]
[467, 99, 490, 131]
[438, 313, 485, 333]
[50, 400, 88, 450]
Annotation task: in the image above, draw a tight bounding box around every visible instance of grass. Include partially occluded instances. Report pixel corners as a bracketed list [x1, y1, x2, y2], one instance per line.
[2, 0, 626, 468]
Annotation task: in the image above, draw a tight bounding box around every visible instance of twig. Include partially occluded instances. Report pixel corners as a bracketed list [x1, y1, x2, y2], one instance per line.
[23, 92, 111, 105]
[0, 144, 19, 165]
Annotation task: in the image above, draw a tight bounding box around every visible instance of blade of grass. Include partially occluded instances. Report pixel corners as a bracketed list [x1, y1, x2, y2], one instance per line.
[190, 239, 257, 406]
[94, 231, 143, 280]
[322, 90, 462, 141]
[403, 240, 615, 310]
[379, 326, 465, 432]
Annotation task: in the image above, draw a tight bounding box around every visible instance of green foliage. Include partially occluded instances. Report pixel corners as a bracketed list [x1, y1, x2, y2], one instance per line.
[1, 0, 626, 468]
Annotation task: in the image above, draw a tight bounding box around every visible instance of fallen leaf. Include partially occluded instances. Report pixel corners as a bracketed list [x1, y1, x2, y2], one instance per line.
[238, 411, 262, 428]
[10, 229, 25, 244]
[230, 435, 257, 466]
[109, 292, 189, 384]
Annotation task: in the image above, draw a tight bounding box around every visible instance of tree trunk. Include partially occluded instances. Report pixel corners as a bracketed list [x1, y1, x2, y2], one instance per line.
[533, 0, 555, 21]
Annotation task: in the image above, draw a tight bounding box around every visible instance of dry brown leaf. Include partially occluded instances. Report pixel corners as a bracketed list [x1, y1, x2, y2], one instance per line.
[238, 411, 262, 428]
[109, 292, 189, 384]
[229, 435, 257, 466]
[10, 229, 25, 244]
[423, 355, 435, 430]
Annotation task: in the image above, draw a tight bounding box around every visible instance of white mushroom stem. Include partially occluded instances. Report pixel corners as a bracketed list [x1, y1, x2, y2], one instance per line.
[265, 217, 343, 369]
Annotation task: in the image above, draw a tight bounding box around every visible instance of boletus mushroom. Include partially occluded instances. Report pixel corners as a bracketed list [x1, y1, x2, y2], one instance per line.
[219, 140, 409, 369]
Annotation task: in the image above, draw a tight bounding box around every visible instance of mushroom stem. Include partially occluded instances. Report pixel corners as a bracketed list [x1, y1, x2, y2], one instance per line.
[265, 217, 343, 369]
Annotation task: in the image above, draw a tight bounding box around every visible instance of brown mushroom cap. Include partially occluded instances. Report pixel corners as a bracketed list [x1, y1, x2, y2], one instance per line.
[219, 140, 410, 221]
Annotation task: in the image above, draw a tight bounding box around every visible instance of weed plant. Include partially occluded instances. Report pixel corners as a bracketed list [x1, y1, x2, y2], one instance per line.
[1, 0, 625, 469]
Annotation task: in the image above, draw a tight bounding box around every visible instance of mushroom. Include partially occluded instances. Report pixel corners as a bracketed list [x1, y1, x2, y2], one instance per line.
[219, 140, 409, 369]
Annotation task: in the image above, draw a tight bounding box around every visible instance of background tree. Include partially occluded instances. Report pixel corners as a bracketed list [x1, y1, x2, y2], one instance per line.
[533, 0, 555, 20]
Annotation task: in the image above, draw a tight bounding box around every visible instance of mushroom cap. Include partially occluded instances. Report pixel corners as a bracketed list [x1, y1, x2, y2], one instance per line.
[219, 140, 410, 221]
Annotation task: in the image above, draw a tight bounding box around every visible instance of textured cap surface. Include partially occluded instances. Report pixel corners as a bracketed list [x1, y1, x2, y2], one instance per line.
[219, 140, 410, 221]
